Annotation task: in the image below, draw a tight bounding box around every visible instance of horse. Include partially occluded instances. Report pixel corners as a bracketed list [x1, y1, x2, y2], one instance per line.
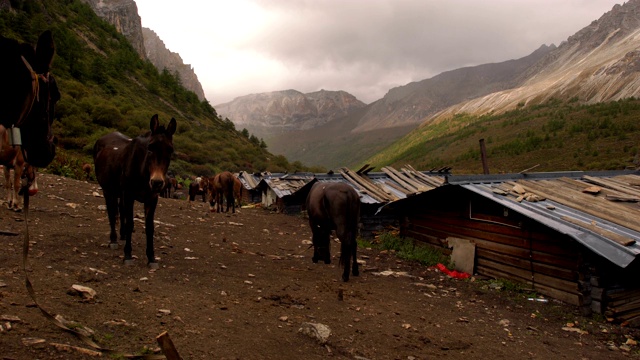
[306, 182, 360, 282]
[93, 114, 176, 267]
[211, 171, 236, 213]
[161, 176, 177, 198]
[188, 176, 207, 203]
[0, 126, 37, 210]
[205, 175, 217, 212]
[82, 163, 92, 181]
[233, 175, 243, 207]
[0, 30, 60, 171]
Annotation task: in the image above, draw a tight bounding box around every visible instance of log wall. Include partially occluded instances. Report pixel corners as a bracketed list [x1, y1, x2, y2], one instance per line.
[400, 191, 585, 307]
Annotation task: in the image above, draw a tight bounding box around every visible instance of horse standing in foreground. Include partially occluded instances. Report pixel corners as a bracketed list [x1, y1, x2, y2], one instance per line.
[93, 115, 176, 267]
[306, 182, 360, 282]
[0, 30, 60, 170]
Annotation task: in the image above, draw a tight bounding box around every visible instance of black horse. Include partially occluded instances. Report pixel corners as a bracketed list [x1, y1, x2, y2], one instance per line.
[0, 30, 60, 169]
[93, 115, 176, 268]
[306, 182, 361, 281]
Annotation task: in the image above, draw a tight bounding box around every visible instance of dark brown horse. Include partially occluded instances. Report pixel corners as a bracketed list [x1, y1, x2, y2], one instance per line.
[93, 115, 176, 267]
[0, 30, 60, 170]
[306, 182, 360, 282]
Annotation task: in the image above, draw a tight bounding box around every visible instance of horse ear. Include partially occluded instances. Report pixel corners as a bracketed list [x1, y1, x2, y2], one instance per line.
[166, 118, 177, 136]
[34, 30, 54, 74]
[149, 114, 159, 132]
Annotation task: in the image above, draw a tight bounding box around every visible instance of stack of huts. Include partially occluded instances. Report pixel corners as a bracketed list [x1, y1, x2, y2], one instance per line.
[236, 166, 640, 325]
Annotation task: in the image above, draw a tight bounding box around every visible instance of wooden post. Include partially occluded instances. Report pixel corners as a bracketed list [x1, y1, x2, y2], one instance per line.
[479, 139, 489, 174]
[156, 331, 182, 360]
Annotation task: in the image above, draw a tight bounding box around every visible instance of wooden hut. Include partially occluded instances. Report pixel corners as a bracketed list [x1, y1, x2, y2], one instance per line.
[255, 173, 315, 213]
[389, 170, 640, 323]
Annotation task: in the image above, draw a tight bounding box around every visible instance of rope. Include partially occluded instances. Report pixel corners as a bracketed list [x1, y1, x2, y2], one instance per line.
[21, 184, 166, 359]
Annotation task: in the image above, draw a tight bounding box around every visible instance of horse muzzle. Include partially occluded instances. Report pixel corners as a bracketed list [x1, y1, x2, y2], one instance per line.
[150, 178, 165, 192]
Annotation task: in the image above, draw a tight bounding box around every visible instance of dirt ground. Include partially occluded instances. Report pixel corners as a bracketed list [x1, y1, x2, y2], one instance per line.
[0, 172, 639, 360]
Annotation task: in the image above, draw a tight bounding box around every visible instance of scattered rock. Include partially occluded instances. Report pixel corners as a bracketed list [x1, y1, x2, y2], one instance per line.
[22, 337, 46, 347]
[67, 284, 97, 301]
[299, 322, 331, 345]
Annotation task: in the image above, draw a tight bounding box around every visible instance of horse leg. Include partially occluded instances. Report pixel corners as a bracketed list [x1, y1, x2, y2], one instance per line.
[340, 240, 351, 282]
[11, 165, 22, 211]
[103, 190, 119, 245]
[350, 232, 359, 277]
[3, 166, 12, 209]
[144, 196, 158, 268]
[121, 195, 135, 264]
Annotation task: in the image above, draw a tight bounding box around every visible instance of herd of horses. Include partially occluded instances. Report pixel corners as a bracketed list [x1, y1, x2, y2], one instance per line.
[2, 30, 361, 282]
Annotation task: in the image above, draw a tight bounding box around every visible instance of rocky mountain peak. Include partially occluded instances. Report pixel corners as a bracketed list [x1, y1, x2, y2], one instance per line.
[142, 28, 206, 101]
[80, 0, 146, 58]
[81, 0, 206, 101]
[216, 90, 366, 138]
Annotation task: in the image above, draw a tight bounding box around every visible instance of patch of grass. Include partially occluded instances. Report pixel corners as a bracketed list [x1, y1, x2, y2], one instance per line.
[369, 232, 450, 267]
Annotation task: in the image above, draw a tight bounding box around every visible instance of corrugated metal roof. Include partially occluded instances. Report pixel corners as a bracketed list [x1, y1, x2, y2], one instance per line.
[256, 173, 316, 199]
[450, 170, 640, 268]
[237, 166, 448, 205]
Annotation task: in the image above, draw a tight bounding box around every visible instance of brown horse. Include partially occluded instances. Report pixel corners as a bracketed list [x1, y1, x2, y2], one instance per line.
[306, 182, 360, 282]
[0, 126, 36, 210]
[0, 30, 60, 170]
[233, 175, 243, 207]
[93, 115, 176, 267]
[188, 176, 207, 203]
[161, 176, 177, 198]
[211, 171, 236, 213]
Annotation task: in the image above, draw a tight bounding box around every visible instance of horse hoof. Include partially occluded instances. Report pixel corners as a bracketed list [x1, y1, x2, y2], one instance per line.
[148, 262, 159, 269]
[109, 243, 119, 250]
[123, 259, 135, 266]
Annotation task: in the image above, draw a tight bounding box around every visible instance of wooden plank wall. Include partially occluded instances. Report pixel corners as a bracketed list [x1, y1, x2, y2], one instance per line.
[403, 208, 583, 306]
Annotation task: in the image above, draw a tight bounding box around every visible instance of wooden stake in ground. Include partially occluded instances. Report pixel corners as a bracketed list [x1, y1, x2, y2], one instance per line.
[157, 331, 182, 360]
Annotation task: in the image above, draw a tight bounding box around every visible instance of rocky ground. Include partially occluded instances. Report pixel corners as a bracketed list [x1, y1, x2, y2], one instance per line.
[0, 172, 639, 359]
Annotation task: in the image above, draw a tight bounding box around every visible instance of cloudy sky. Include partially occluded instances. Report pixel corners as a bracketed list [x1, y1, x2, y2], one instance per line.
[134, 0, 624, 106]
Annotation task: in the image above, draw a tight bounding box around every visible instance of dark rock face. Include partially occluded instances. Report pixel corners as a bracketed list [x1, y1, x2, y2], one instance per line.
[80, 0, 146, 58]
[81, 0, 206, 101]
[142, 28, 206, 101]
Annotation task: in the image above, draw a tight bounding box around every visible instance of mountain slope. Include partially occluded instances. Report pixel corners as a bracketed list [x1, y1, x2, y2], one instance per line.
[431, 1, 640, 122]
[365, 0, 640, 173]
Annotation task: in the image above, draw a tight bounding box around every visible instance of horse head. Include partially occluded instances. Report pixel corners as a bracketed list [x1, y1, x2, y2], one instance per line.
[0, 30, 60, 169]
[146, 114, 176, 192]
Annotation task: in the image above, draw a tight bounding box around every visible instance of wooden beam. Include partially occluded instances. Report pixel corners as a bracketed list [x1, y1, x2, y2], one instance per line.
[561, 216, 635, 246]
[157, 331, 182, 360]
[381, 167, 419, 193]
[518, 179, 640, 234]
[583, 175, 640, 196]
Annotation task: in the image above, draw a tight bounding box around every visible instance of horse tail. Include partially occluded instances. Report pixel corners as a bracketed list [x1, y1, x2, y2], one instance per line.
[339, 189, 359, 268]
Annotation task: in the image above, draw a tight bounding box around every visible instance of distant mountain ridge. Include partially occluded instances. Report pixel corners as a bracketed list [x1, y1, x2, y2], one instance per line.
[215, 89, 366, 138]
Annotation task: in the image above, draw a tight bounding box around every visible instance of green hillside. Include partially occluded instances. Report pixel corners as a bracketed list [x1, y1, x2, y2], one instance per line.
[364, 98, 640, 174]
[1, 0, 302, 180]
